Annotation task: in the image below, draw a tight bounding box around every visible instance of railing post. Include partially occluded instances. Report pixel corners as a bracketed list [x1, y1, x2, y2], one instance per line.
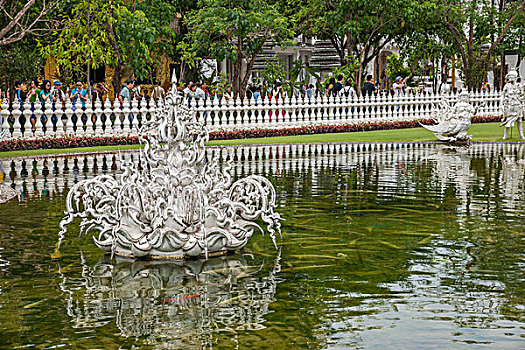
[131, 99, 140, 134]
[94, 99, 104, 134]
[139, 99, 148, 130]
[103, 97, 113, 135]
[12, 102, 22, 139]
[64, 96, 74, 136]
[34, 103, 44, 138]
[1, 100, 10, 138]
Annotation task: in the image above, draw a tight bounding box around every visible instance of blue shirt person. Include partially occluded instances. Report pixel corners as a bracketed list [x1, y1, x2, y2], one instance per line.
[70, 81, 88, 109]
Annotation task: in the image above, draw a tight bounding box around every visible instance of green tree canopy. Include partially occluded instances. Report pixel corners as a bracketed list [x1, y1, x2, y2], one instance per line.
[183, 0, 295, 96]
[40, 0, 178, 92]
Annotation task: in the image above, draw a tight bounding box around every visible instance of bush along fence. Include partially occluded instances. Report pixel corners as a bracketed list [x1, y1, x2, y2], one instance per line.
[0, 115, 503, 152]
[0, 90, 502, 139]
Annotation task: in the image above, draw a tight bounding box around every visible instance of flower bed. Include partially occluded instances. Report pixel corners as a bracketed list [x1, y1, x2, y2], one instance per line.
[0, 115, 503, 152]
[0, 136, 138, 152]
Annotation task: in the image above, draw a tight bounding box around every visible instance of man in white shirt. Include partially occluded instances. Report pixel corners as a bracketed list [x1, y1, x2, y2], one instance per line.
[393, 76, 408, 96]
[194, 83, 206, 100]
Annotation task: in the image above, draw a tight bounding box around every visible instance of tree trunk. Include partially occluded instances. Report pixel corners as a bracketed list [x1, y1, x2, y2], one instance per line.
[112, 63, 122, 102]
[356, 59, 364, 96]
[232, 58, 242, 97]
[500, 52, 505, 90]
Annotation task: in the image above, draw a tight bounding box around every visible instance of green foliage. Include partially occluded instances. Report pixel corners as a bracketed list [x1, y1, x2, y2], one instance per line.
[259, 58, 285, 95]
[0, 40, 44, 92]
[40, 0, 178, 85]
[385, 54, 411, 83]
[183, 0, 295, 94]
[330, 60, 359, 85]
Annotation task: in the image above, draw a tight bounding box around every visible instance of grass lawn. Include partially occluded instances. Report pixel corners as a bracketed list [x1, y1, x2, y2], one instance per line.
[209, 122, 522, 145]
[1, 122, 523, 159]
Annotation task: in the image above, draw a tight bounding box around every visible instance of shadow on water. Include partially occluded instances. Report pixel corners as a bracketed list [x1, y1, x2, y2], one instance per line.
[0, 142, 524, 349]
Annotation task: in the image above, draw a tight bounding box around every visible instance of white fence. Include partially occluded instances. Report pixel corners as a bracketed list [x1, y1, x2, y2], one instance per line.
[0, 91, 502, 140]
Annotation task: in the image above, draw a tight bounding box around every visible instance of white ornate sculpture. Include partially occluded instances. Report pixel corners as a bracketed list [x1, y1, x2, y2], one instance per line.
[500, 70, 525, 140]
[58, 92, 282, 259]
[422, 91, 480, 142]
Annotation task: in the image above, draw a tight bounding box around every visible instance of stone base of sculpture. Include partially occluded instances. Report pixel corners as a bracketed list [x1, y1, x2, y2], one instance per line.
[58, 92, 282, 260]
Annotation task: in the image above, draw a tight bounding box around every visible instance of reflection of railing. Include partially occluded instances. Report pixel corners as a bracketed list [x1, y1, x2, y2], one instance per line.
[58, 251, 282, 347]
[0, 91, 502, 140]
[1, 143, 523, 200]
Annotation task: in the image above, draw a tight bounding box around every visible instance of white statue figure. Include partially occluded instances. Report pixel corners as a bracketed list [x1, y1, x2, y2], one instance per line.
[58, 92, 282, 259]
[500, 70, 525, 140]
[422, 91, 481, 142]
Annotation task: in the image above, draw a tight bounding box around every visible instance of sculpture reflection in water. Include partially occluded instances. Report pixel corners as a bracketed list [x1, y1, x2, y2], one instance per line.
[58, 92, 282, 259]
[59, 251, 282, 347]
[0, 160, 16, 204]
[422, 91, 484, 142]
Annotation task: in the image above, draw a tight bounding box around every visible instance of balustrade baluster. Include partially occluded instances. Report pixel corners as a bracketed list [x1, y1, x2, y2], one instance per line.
[1, 100, 10, 138]
[289, 96, 297, 127]
[139, 100, 148, 129]
[34, 103, 44, 137]
[103, 97, 113, 135]
[85, 101, 94, 135]
[12, 102, 22, 138]
[64, 97, 74, 136]
[94, 99, 104, 134]
[55, 102, 65, 137]
[130, 99, 140, 134]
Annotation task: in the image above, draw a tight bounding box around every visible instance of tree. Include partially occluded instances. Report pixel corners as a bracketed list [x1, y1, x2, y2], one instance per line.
[437, 0, 525, 90]
[183, 0, 294, 96]
[395, 9, 456, 92]
[294, 0, 420, 94]
[0, 0, 62, 46]
[0, 38, 43, 96]
[41, 0, 178, 93]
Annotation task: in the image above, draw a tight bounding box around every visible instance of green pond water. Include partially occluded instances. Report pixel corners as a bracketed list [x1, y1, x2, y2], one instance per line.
[0, 143, 524, 349]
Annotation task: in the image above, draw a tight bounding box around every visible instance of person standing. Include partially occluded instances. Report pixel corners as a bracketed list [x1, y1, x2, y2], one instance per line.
[392, 76, 408, 96]
[70, 81, 88, 127]
[13, 81, 26, 131]
[70, 81, 88, 108]
[341, 80, 356, 98]
[481, 79, 490, 93]
[92, 83, 108, 102]
[14, 80, 26, 105]
[306, 84, 314, 100]
[118, 80, 134, 105]
[51, 80, 65, 131]
[362, 75, 377, 96]
[151, 81, 165, 102]
[332, 75, 344, 96]
[194, 83, 206, 101]
[39, 80, 53, 103]
[52, 80, 64, 103]
[118, 80, 135, 125]
[326, 77, 336, 96]
[27, 79, 40, 104]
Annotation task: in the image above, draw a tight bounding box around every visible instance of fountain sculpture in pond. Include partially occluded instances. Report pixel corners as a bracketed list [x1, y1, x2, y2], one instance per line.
[59, 92, 282, 259]
[422, 90, 483, 142]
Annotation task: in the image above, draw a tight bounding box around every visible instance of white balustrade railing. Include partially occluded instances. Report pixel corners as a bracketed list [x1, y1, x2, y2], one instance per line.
[0, 91, 502, 140]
